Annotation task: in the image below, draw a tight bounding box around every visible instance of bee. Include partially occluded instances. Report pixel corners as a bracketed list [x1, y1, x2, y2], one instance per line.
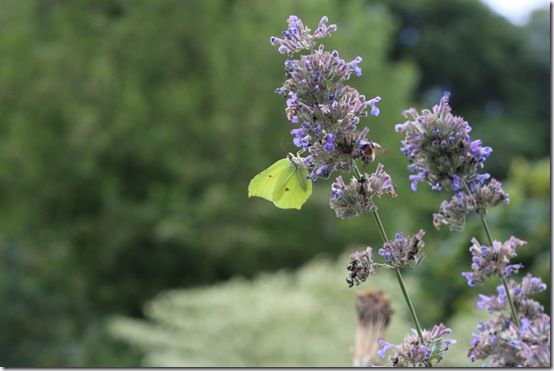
[361, 141, 386, 165]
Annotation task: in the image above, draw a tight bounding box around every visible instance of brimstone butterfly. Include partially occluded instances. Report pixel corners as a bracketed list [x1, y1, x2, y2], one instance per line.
[248, 155, 312, 210]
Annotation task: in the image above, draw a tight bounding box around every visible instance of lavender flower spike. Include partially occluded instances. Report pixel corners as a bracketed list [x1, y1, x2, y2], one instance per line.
[378, 229, 426, 268]
[396, 92, 492, 192]
[272, 15, 382, 181]
[461, 236, 526, 286]
[377, 323, 456, 367]
[433, 178, 510, 231]
[330, 163, 397, 219]
[270, 16, 336, 56]
[515, 314, 551, 367]
[469, 277, 551, 367]
[477, 274, 547, 318]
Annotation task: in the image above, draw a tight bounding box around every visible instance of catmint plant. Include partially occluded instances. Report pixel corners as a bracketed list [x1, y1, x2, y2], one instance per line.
[396, 93, 551, 367]
[271, 15, 381, 182]
[377, 323, 456, 367]
[265, 15, 455, 367]
[468, 274, 550, 366]
[360, 228, 456, 367]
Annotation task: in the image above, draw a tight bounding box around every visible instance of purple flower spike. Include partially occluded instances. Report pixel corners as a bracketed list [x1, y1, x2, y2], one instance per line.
[461, 236, 526, 286]
[270, 15, 336, 56]
[396, 92, 495, 192]
[469, 277, 551, 367]
[378, 229, 426, 268]
[272, 16, 382, 181]
[433, 178, 509, 231]
[329, 163, 397, 219]
[378, 324, 456, 367]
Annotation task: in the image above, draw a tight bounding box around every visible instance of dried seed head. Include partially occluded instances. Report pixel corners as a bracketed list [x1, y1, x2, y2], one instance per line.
[346, 247, 375, 288]
[353, 289, 393, 367]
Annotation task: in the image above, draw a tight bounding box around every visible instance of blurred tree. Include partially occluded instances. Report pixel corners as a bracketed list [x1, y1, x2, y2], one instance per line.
[375, 0, 549, 178]
[0, 0, 416, 366]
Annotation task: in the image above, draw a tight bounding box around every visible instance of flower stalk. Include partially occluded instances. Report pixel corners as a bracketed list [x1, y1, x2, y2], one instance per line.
[397, 92, 549, 366]
[354, 163, 426, 343]
[268, 16, 453, 367]
[394, 266, 425, 343]
[477, 213, 520, 328]
[371, 206, 425, 343]
[464, 181, 520, 328]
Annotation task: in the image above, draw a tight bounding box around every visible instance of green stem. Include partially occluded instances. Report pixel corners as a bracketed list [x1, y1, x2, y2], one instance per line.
[478, 213, 520, 328]
[372, 210, 425, 344]
[463, 182, 520, 327]
[353, 162, 363, 179]
[354, 162, 430, 365]
[395, 267, 425, 342]
[477, 212, 494, 246]
[371, 208, 389, 242]
[501, 276, 520, 327]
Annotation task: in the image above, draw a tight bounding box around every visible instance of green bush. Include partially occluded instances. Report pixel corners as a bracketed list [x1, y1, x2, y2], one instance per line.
[111, 254, 418, 367]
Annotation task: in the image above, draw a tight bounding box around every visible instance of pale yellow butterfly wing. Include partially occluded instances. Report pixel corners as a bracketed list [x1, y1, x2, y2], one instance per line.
[248, 158, 312, 210]
[248, 159, 293, 202]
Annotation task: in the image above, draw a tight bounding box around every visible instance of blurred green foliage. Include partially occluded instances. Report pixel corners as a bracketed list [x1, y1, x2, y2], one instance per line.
[110, 254, 415, 367]
[378, 0, 549, 179]
[0, 0, 548, 366]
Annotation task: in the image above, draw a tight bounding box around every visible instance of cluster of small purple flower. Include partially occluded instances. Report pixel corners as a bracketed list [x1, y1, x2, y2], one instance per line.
[270, 16, 337, 56]
[396, 92, 511, 233]
[458, 214, 550, 366]
[395, 92, 492, 192]
[329, 163, 397, 219]
[476, 274, 546, 318]
[396, 92, 550, 367]
[461, 236, 526, 286]
[468, 274, 550, 366]
[433, 178, 510, 231]
[377, 323, 456, 367]
[271, 16, 382, 181]
[378, 229, 426, 268]
[347, 229, 425, 285]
